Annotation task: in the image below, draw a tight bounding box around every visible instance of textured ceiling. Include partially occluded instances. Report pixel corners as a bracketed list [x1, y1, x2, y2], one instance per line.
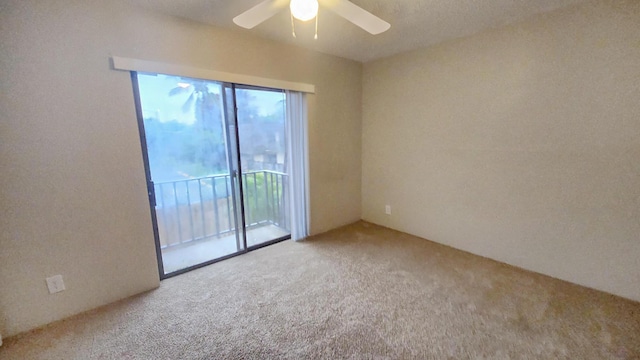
[130, 0, 588, 62]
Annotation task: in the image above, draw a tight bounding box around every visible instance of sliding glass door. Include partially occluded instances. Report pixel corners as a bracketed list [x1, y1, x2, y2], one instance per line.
[133, 73, 290, 277]
[235, 86, 290, 247]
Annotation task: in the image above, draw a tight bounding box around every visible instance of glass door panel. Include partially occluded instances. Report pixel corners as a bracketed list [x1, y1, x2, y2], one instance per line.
[135, 73, 244, 276]
[235, 86, 291, 247]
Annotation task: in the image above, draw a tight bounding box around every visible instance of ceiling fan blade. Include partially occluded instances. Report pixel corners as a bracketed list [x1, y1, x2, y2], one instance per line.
[233, 0, 289, 29]
[322, 0, 390, 35]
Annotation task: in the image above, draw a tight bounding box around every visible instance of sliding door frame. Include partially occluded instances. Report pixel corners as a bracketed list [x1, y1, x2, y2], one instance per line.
[132, 73, 291, 280]
[233, 84, 291, 251]
[131, 71, 165, 279]
[223, 82, 248, 252]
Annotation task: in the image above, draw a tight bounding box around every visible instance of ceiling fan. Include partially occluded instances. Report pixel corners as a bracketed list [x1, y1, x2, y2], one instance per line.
[233, 0, 390, 37]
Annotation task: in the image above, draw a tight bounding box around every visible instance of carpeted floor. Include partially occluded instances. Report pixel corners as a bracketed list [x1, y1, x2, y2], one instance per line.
[1, 221, 639, 359]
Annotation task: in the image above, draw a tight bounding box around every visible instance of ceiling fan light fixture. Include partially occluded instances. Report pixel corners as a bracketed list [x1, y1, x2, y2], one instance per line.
[290, 0, 318, 22]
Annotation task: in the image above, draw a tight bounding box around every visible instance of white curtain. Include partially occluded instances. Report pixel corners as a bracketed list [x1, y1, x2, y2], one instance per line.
[285, 90, 309, 241]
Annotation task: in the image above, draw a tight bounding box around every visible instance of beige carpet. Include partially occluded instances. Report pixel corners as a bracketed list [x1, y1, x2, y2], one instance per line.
[2, 221, 639, 359]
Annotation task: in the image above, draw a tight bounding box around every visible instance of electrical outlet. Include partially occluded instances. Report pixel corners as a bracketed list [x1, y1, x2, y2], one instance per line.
[46, 275, 65, 294]
[385, 205, 391, 215]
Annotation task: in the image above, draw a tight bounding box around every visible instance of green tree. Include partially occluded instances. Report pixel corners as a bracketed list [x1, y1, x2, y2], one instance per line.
[169, 79, 228, 175]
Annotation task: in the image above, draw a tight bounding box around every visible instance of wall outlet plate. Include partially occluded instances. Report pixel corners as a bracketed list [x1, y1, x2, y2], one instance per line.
[385, 205, 391, 215]
[46, 275, 65, 294]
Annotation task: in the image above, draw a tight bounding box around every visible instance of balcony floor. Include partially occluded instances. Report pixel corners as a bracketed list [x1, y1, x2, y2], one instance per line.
[161, 224, 290, 274]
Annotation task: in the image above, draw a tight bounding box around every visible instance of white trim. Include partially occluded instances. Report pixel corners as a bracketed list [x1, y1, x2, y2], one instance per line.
[111, 56, 315, 94]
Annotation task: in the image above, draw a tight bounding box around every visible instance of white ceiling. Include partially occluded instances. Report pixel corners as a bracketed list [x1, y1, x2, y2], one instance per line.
[130, 0, 588, 63]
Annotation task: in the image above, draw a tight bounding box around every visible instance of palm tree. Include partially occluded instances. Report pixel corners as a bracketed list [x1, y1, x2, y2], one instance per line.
[169, 79, 227, 175]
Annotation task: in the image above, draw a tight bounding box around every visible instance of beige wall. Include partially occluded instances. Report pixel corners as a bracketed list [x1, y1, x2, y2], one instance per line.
[362, 0, 640, 301]
[0, 0, 362, 337]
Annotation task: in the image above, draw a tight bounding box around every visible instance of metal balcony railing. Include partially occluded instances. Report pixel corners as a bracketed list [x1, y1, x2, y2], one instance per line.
[153, 170, 289, 248]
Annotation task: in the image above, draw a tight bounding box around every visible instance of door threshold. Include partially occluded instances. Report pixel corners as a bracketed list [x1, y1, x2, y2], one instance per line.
[160, 234, 291, 280]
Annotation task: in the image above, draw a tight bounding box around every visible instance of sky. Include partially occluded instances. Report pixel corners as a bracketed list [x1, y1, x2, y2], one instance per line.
[137, 73, 284, 124]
